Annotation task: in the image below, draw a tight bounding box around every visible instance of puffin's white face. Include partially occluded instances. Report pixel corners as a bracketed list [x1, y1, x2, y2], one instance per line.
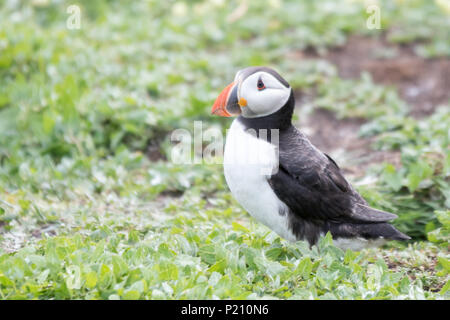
[211, 66, 291, 119]
[236, 71, 291, 118]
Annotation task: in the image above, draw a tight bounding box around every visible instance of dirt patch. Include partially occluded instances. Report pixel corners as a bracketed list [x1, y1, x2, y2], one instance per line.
[147, 142, 166, 162]
[384, 252, 444, 293]
[0, 220, 7, 234]
[310, 35, 450, 118]
[159, 189, 184, 198]
[146, 132, 168, 162]
[300, 108, 367, 153]
[31, 224, 58, 239]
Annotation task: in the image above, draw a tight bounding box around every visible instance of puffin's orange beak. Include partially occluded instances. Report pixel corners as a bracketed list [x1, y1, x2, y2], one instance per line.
[211, 82, 239, 117]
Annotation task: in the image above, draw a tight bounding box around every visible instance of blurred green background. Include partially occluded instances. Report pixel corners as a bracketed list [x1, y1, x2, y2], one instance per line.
[0, 0, 448, 299]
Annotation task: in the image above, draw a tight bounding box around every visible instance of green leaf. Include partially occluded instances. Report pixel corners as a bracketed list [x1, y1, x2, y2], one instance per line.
[382, 164, 404, 191]
[406, 161, 433, 192]
[198, 244, 216, 265]
[266, 247, 283, 261]
[122, 290, 140, 300]
[157, 261, 179, 281]
[296, 257, 313, 279]
[436, 257, 450, 276]
[439, 280, 450, 295]
[208, 259, 227, 274]
[85, 271, 97, 289]
[232, 222, 250, 233]
[254, 256, 286, 277]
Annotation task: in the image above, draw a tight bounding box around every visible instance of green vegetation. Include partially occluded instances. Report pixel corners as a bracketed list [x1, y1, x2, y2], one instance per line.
[0, 0, 448, 299]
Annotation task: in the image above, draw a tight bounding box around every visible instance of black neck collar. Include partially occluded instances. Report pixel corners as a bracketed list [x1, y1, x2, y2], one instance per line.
[237, 89, 295, 132]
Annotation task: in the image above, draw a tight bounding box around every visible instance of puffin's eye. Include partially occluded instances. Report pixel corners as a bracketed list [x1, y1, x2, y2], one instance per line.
[257, 78, 266, 91]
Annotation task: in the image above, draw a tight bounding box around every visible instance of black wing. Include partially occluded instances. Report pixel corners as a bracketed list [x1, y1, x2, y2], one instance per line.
[269, 127, 397, 224]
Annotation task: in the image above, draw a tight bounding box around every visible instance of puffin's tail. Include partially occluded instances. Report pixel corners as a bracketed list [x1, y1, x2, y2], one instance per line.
[332, 203, 411, 241]
[330, 221, 411, 241]
[358, 222, 411, 241]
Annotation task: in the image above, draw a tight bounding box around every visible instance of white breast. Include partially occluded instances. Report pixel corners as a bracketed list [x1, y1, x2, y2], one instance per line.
[223, 119, 297, 242]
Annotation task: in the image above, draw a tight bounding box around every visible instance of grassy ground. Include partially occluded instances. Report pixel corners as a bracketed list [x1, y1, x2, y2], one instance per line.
[0, 0, 449, 299]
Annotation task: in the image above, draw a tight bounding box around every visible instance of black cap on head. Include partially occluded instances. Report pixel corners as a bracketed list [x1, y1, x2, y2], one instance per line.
[236, 66, 290, 88]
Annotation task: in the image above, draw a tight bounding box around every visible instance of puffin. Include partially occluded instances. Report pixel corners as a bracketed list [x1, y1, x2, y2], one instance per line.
[211, 66, 410, 250]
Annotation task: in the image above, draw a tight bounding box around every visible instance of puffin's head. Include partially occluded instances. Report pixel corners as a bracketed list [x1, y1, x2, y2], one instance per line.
[211, 66, 291, 118]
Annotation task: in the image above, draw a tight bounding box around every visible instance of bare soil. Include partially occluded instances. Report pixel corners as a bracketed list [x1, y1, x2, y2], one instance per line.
[147, 132, 167, 162]
[304, 35, 450, 118]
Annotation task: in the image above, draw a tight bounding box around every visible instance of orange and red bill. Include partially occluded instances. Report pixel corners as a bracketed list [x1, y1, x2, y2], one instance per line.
[211, 82, 244, 117]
